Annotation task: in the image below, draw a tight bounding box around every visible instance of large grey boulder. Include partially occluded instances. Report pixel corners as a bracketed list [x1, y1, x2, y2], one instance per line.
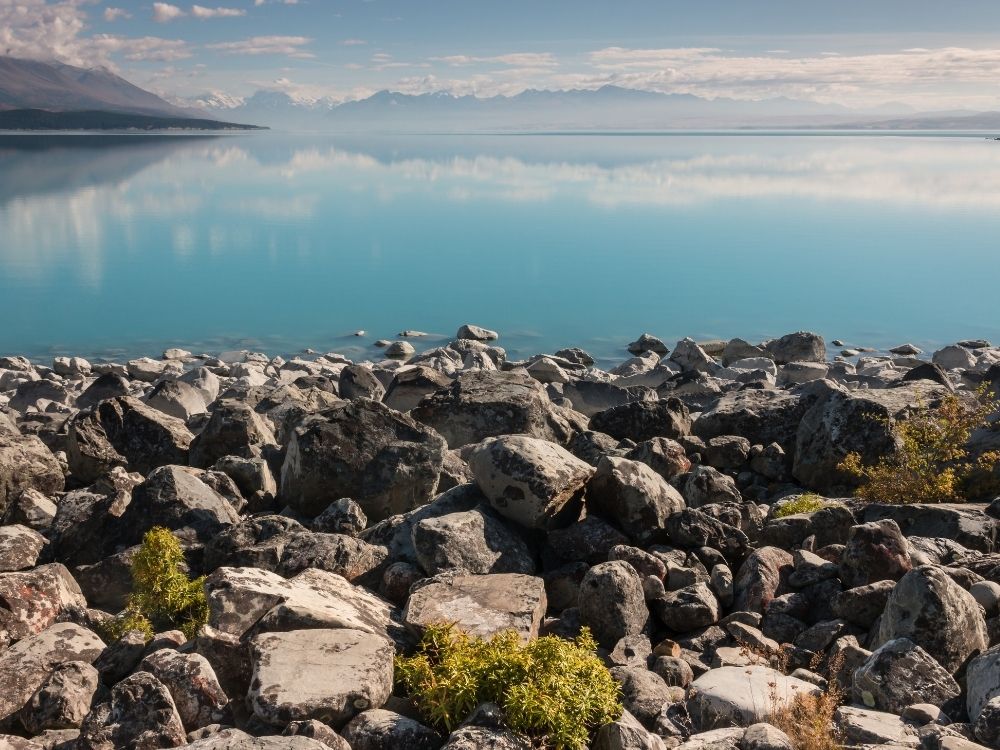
[66, 396, 193, 482]
[468, 435, 593, 530]
[0, 433, 63, 518]
[382, 366, 452, 413]
[839, 520, 912, 588]
[586, 456, 685, 544]
[562, 381, 658, 419]
[0, 523, 45, 572]
[611, 665, 681, 728]
[338, 365, 386, 402]
[0, 623, 104, 724]
[687, 666, 819, 730]
[404, 573, 547, 642]
[281, 400, 446, 521]
[852, 638, 960, 713]
[145, 379, 208, 421]
[834, 706, 920, 748]
[248, 628, 394, 728]
[19, 660, 100, 734]
[653, 582, 720, 632]
[340, 708, 442, 750]
[189, 400, 277, 468]
[411, 370, 582, 447]
[732, 547, 792, 614]
[764, 332, 826, 364]
[77, 671, 187, 750]
[861, 503, 999, 553]
[578, 561, 648, 648]
[187, 728, 338, 749]
[694, 388, 814, 452]
[967, 646, 1000, 726]
[874, 565, 989, 673]
[589, 398, 692, 442]
[411, 507, 534, 576]
[593, 709, 668, 750]
[76, 372, 130, 410]
[139, 649, 229, 731]
[0, 563, 88, 649]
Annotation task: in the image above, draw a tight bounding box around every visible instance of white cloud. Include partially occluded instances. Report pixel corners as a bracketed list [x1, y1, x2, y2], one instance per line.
[431, 52, 558, 68]
[103, 7, 131, 22]
[208, 35, 314, 58]
[152, 2, 185, 23]
[191, 5, 246, 19]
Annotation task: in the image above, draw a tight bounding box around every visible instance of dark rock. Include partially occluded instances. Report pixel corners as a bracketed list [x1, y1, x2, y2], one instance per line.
[188, 400, 277, 469]
[77, 671, 187, 749]
[852, 637, 960, 713]
[587, 456, 685, 544]
[590, 398, 692, 443]
[579, 561, 649, 648]
[839, 520, 913, 588]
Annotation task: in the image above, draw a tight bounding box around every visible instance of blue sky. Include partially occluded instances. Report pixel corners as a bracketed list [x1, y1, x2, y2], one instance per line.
[3, 0, 1000, 109]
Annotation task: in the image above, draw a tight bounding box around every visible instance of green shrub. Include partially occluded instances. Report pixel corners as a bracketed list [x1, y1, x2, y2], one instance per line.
[395, 625, 622, 750]
[102, 527, 209, 642]
[839, 387, 1000, 504]
[774, 493, 829, 518]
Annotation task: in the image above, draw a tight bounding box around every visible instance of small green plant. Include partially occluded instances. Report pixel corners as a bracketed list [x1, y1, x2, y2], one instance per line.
[102, 527, 209, 642]
[774, 493, 829, 518]
[395, 625, 622, 750]
[838, 386, 1000, 504]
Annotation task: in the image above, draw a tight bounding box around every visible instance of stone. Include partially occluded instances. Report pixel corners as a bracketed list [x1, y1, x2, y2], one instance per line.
[970, 582, 1000, 616]
[338, 365, 386, 401]
[765, 332, 826, 364]
[834, 706, 919, 747]
[457, 324, 499, 341]
[733, 547, 792, 615]
[974, 696, 1000, 748]
[934, 345, 977, 370]
[340, 709, 442, 750]
[19, 660, 100, 734]
[740, 724, 794, 750]
[384, 341, 415, 359]
[590, 398, 692, 442]
[66, 396, 192, 482]
[284, 720, 351, 749]
[248, 629, 394, 728]
[2, 487, 57, 531]
[652, 656, 694, 688]
[612, 665, 680, 728]
[562, 381, 657, 419]
[139, 650, 229, 731]
[0, 434, 64, 518]
[578, 561, 648, 648]
[76, 373, 131, 410]
[852, 638, 961, 713]
[468, 435, 593, 530]
[77, 671, 187, 750]
[411, 507, 534, 576]
[875, 565, 989, 673]
[593, 709, 668, 750]
[967, 645, 1000, 726]
[0, 623, 104, 725]
[653, 582, 720, 632]
[383, 367, 452, 413]
[684, 465, 742, 508]
[666, 509, 750, 564]
[212, 455, 277, 510]
[146, 380, 208, 421]
[624, 437, 691, 481]
[0, 564, 88, 649]
[839, 520, 912, 588]
[189, 400, 277, 469]
[187, 728, 339, 749]
[687, 666, 820, 730]
[0, 523, 45, 571]
[694, 389, 814, 454]
[311, 498, 368, 537]
[281, 400, 446, 521]
[860, 503, 999, 553]
[548, 516, 630, 565]
[587, 456, 685, 543]
[411, 371, 581, 447]
[404, 573, 547, 643]
[830, 580, 895, 629]
[670, 338, 719, 374]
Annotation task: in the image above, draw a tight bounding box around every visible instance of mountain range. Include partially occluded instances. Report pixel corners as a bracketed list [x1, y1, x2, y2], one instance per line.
[2, 55, 999, 132]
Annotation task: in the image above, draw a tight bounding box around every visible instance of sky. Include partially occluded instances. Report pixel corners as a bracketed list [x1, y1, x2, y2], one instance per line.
[3, 0, 1000, 110]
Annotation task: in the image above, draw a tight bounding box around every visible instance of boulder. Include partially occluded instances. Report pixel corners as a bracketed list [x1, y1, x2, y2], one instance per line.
[590, 398, 692, 443]
[593, 709, 668, 750]
[403, 573, 547, 642]
[0, 564, 88, 649]
[3, 487, 57, 531]
[0, 434, 64, 518]
[764, 332, 826, 364]
[587, 456, 685, 543]
[653, 582, 720, 632]
[830, 580, 895, 629]
[187, 728, 341, 749]
[248, 628, 394, 728]
[861, 503, 999, 553]
[139, 649, 229, 731]
[852, 638, 960, 713]
[468, 435, 593, 530]
[666, 509, 750, 565]
[611, 665, 680, 728]
[338, 365, 386, 402]
[687, 666, 820, 730]
[694, 389, 813, 452]
[19, 660, 100, 734]
[76, 372, 130, 410]
[77, 671, 187, 750]
[0, 524, 45, 572]
[839, 520, 913, 588]
[382, 367, 452, 413]
[188, 400, 277, 469]
[281, 400, 446, 521]
[624, 437, 691, 481]
[834, 706, 920, 748]
[442, 726, 534, 750]
[411, 507, 534, 576]
[0, 623, 104, 724]
[562, 381, 658, 419]
[967, 645, 1000, 726]
[340, 709, 442, 750]
[683, 465, 742, 508]
[934, 345, 977, 371]
[875, 565, 989, 673]
[66, 396, 192, 482]
[578, 561, 648, 648]
[731, 547, 794, 616]
[411, 371, 581, 447]
[313, 498, 367, 536]
[145, 379, 208, 421]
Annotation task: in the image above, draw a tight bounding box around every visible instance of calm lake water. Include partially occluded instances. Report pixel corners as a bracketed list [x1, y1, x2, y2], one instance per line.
[2, 131, 999, 365]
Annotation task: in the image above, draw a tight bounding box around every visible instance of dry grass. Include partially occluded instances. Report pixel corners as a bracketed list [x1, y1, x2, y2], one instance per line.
[769, 653, 845, 750]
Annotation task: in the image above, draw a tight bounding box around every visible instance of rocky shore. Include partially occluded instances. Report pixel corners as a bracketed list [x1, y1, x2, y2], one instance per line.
[1, 327, 1000, 750]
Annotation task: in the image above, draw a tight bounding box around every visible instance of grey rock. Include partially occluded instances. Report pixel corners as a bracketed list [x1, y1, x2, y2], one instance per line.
[312, 498, 368, 536]
[684, 465, 742, 508]
[653, 582, 720, 632]
[146, 379, 208, 421]
[2, 487, 57, 531]
[382, 367, 452, 414]
[0, 564, 88, 650]
[624, 437, 691, 481]
[611, 665, 681, 728]
[852, 638, 960, 713]
[0, 434, 64, 519]
[831, 579, 895, 629]
[140, 649, 229, 731]
[189, 400, 277, 469]
[687, 666, 819, 730]
[740, 724, 793, 750]
[76, 373, 130, 410]
[764, 332, 826, 365]
[77, 671, 187, 750]
[593, 709, 668, 750]
[839, 520, 913, 588]
[411, 506, 534, 576]
[0, 523, 45, 572]
[733, 547, 792, 615]
[340, 708, 442, 750]
[338, 365, 386, 402]
[578, 561, 648, 648]
[967, 645, 1000, 726]
[19, 660, 100, 734]
[587, 456, 685, 544]
[590, 398, 692, 443]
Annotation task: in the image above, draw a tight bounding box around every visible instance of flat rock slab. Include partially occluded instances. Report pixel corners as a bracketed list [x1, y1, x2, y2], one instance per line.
[205, 567, 396, 639]
[835, 706, 920, 748]
[403, 573, 547, 642]
[687, 665, 820, 730]
[249, 628, 394, 729]
[0, 622, 105, 723]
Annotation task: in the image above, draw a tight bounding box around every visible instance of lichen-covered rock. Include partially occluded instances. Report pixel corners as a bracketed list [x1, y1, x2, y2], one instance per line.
[875, 564, 989, 673]
[587, 456, 685, 544]
[0, 434, 64, 518]
[687, 666, 819, 730]
[340, 708, 442, 750]
[578, 561, 648, 648]
[593, 709, 668, 750]
[0, 623, 104, 725]
[764, 332, 826, 364]
[611, 665, 681, 729]
[967, 645, 1000, 727]
[0, 563, 88, 649]
[19, 660, 100, 734]
[590, 398, 692, 443]
[382, 366, 452, 413]
[839, 520, 912, 588]
[653, 582, 720, 632]
[77, 671, 187, 750]
[139, 649, 229, 731]
[404, 573, 547, 643]
[852, 638, 960, 713]
[468, 435, 593, 530]
[248, 628, 394, 729]
[0, 523, 45, 572]
[281, 400, 446, 521]
[683, 465, 742, 508]
[411, 506, 534, 576]
[831, 580, 895, 629]
[624, 437, 692, 481]
[666, 509, 750, 565]
[189, 400, 278, 469]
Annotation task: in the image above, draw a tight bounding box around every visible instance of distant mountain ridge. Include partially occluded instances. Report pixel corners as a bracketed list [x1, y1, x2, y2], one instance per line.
[0, 109, 266, 131]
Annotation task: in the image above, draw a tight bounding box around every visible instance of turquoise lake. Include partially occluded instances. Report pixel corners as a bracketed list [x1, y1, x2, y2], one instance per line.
[1, 131, 999, 365]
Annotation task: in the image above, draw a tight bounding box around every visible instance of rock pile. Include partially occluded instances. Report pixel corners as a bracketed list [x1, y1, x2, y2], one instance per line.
[0, 328, 999, 749]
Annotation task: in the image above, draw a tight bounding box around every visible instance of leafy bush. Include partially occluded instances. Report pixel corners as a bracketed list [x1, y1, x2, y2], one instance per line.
[839, 388, 1000, 504]
[102, 527, 209, 641]
[774, 493, 829, 518]
[395, 625, 622, 750]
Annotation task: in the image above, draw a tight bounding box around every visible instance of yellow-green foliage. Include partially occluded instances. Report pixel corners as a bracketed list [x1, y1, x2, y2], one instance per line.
[103, 527, 209, 642]
[839, 387, 1000, 504]
[774, 493, 829, 518]
[395, 625, 622, 750]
